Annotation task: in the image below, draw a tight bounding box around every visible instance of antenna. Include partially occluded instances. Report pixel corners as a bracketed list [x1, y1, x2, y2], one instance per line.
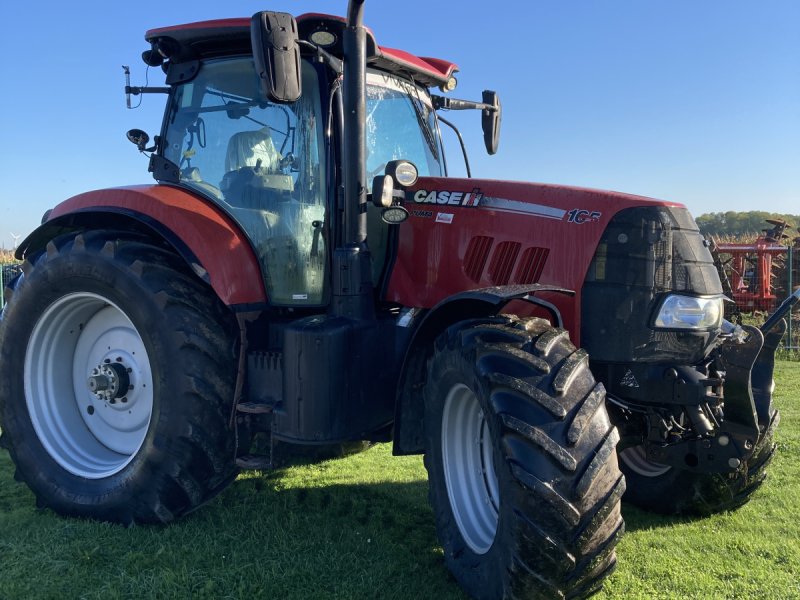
[10, 232, 21, 250]
[122, 65, 169, 109]
[123, 65, 132, 109]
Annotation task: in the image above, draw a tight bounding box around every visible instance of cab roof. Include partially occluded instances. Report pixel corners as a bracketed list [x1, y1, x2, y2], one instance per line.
[145, 13, 458, 89]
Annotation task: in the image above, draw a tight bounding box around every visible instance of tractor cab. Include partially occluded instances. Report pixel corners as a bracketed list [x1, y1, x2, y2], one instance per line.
[134, 15, 456, 306]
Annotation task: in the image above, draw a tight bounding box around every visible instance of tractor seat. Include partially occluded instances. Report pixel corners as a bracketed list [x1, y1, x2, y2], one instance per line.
[225, 127, 282, 172]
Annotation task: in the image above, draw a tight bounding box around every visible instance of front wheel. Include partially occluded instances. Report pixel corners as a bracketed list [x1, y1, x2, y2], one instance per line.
[424, 317, 625, 599]
[0, 232, 238, 524]
[618, 408, 780, 515]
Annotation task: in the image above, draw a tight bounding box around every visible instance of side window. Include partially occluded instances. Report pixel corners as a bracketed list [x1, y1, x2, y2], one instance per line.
[164, 58, 327, 305]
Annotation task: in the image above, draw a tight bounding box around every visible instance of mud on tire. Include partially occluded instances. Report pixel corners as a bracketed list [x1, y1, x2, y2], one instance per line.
[424, 316, 625, 599]
[0, 231, 238, 524]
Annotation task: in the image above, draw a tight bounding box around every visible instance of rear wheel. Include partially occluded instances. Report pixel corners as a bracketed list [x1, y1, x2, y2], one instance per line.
[619, 408, 779, 515]
[424, 317, 625, 599]
[0, 232, 238, 524]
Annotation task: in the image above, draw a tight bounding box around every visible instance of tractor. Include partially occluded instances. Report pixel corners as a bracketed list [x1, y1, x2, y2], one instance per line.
[1, 2, 794, 598]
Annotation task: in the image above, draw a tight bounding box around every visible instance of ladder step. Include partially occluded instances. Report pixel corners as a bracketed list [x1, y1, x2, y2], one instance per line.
[236, 454, 273, 470]
[237, 400, 275, 414]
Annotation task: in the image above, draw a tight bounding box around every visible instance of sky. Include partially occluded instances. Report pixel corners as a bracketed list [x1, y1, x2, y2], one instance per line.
[0, 0, 797, 250]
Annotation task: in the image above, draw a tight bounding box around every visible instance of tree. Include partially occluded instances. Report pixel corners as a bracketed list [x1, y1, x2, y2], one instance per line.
[696, 211, 799, 241]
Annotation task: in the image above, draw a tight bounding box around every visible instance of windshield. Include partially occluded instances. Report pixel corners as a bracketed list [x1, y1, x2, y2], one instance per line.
[162, 57, 327, 306]
[363, 72, 444, 282]
[365, 71, 444, 178]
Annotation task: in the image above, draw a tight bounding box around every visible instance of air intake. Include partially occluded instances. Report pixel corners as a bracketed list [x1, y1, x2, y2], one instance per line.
[463, 236, 494, 283]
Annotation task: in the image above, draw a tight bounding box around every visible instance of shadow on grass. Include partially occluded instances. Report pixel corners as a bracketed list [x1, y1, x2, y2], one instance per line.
[620, 502, 707, 533]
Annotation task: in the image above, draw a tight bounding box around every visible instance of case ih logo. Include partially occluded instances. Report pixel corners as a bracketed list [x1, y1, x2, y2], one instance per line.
[412, 188, 483, 207]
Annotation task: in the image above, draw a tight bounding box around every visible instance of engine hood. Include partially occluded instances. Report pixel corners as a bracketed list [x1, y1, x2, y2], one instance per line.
[405, 177, 683, 218]
[386, 177, 692, 335]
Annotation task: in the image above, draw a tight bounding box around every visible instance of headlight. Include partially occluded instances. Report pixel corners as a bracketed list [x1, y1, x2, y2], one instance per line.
[653, 295, 723, 330]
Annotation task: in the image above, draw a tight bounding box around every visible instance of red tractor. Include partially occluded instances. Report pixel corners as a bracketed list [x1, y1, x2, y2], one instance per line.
[1, 3, 795, 598]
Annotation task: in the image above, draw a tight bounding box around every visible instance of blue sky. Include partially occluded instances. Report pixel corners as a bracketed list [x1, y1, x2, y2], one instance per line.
[0, 0, 797, 250]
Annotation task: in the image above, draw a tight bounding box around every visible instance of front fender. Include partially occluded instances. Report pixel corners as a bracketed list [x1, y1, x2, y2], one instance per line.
[392, 284, 574, 455]
[17, 185, 266, 308]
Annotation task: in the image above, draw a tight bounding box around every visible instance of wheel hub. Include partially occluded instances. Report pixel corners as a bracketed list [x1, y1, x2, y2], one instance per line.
[87, 361, 131, 403]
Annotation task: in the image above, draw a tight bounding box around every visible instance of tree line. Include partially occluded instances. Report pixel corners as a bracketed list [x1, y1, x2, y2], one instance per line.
[696, 211, 799, 240]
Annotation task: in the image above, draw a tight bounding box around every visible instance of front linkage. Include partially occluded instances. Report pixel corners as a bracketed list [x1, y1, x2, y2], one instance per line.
[610, 289, 798, 514]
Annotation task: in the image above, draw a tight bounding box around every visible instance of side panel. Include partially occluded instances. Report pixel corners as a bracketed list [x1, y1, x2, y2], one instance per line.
[385, 177, 683, 341]
[38, 185, 267, 306]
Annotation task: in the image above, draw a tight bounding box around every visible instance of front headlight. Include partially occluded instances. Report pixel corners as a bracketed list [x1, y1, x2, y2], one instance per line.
[653, 295, 723, 330]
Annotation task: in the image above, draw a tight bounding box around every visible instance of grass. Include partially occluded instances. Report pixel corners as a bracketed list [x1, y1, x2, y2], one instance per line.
[0, 363, 798, 599]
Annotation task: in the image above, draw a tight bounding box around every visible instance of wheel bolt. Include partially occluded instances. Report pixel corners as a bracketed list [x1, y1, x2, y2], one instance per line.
[104, 358, 111, 364]
[87, 406, 95, 415]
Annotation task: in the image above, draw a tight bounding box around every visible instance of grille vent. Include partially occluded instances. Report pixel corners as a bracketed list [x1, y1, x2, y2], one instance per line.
[515, 246, 549, 284]
[488, 241, 522, 285]
[464, 237, 550, 285]
[463, 236, 494, 282]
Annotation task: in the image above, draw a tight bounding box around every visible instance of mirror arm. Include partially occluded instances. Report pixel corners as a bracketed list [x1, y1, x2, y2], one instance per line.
[298, 40, 343, 74]
[431, 95, 496, 112]
[436, 115, 472, 179]
[125, 85, 170, 96]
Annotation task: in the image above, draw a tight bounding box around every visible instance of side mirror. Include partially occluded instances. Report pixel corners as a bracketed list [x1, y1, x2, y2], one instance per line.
[481, 91, 502, 155]
[251, 12, 302, 103]
[126, 128, 150, 152]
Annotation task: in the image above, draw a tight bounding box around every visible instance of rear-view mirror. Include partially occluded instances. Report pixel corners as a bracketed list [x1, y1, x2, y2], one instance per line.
[481, 90, 502, 155]
[251, 12, 302, 103]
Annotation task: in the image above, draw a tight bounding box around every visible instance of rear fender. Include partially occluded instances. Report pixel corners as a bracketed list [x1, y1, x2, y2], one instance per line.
[392, 284, 573, 455]
[16, 186, 267, 308]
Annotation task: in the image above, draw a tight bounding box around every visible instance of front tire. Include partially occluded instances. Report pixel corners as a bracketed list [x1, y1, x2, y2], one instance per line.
[424, 317, 625, 599]
[0, 232, 238, 524]
[618, 408, 779, 515]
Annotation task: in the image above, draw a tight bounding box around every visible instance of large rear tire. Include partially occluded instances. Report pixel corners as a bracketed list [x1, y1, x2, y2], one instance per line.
[0, 232, 238, 524]
[424, 317, 625, 599]
[618, 408, 779, 515]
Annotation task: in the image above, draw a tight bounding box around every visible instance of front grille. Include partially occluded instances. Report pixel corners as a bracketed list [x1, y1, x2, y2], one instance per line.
[581, 206, 722, 363]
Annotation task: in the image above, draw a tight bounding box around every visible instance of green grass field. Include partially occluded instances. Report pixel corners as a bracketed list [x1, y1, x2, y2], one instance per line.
[0, 362, 798, 599]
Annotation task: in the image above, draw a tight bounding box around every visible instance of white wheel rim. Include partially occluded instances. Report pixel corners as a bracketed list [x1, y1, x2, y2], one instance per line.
[441, 383, 500, 554]
[619, 444, 671, 477]
[24, 292, 154, 479]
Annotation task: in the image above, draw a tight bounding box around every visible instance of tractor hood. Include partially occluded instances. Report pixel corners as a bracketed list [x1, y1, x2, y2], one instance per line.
[387, 176, 695, 334]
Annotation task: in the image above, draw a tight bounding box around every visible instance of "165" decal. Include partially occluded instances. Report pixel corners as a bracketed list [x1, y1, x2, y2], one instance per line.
[565, 209, 601, 224]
